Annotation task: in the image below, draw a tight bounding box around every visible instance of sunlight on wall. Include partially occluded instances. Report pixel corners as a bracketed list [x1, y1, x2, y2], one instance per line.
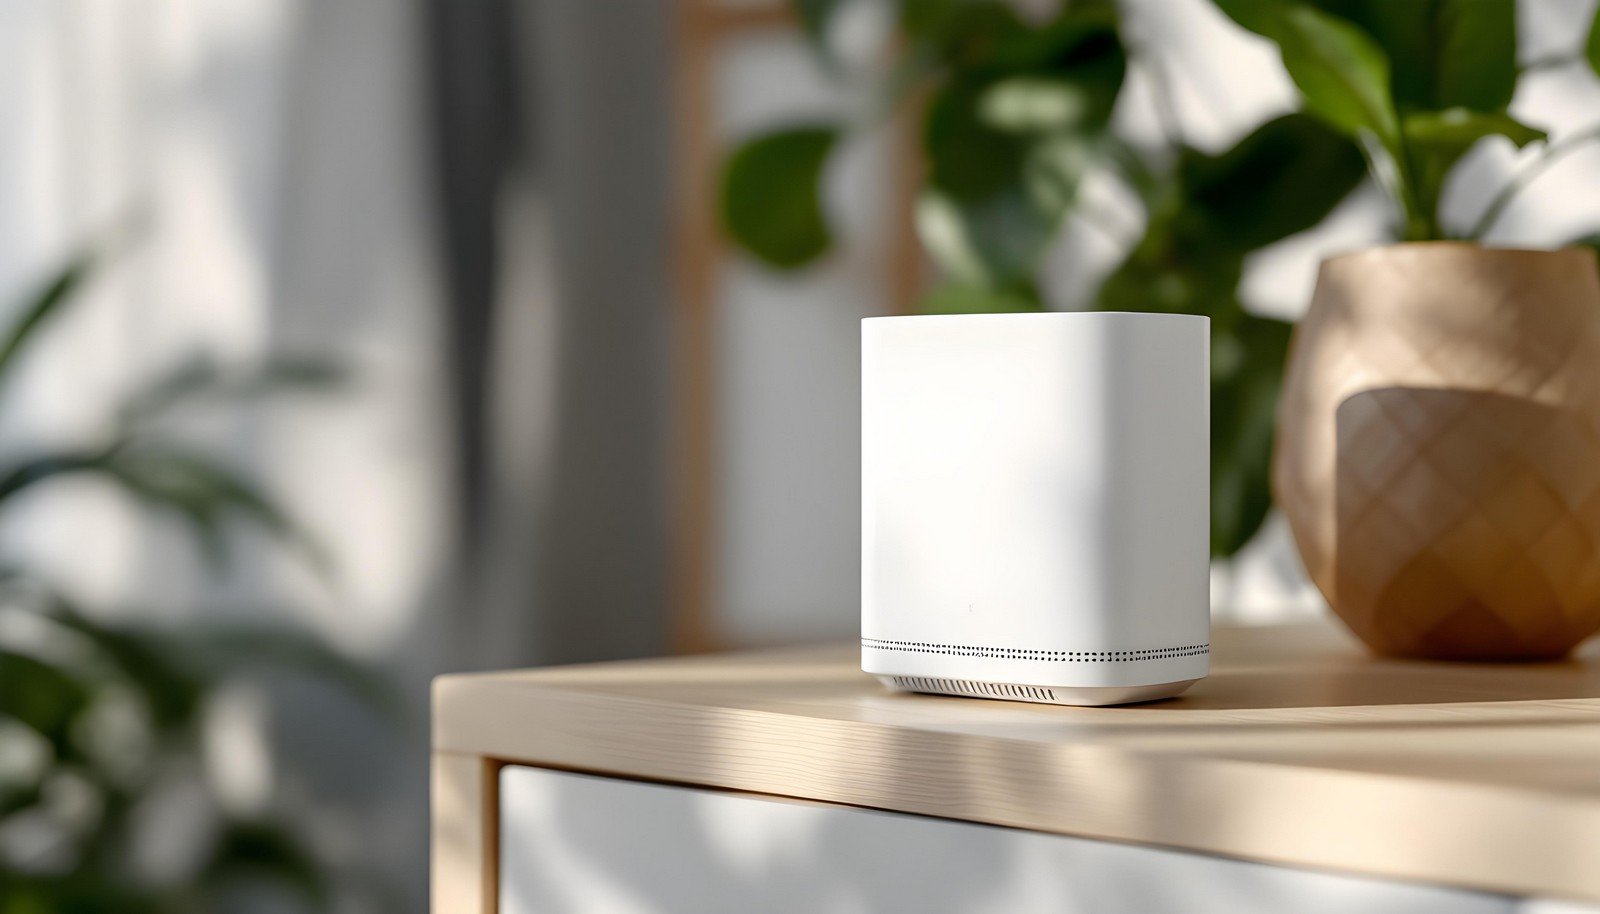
[0, 0, 450, 651]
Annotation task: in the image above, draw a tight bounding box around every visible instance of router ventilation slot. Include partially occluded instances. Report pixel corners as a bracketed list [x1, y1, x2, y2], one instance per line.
[889, 676, 1056, 702]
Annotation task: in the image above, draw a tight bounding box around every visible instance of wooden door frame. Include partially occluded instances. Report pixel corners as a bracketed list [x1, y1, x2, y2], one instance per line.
[668, 0, 921, 653]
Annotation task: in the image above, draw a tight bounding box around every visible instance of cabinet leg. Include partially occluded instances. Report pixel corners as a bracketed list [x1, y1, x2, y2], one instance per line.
[432, 752, 500, 914]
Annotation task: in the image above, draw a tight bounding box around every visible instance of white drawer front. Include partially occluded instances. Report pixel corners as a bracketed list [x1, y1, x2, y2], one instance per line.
[499, 766, 1592, 914]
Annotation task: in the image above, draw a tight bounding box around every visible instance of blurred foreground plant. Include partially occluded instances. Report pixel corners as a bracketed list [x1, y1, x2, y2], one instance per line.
[719, 0, 1366, 555]
[0, 245, 390, 913]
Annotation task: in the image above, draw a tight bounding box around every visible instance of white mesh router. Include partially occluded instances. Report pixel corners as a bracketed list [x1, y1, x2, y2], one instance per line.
[861, 312, 1210, 706]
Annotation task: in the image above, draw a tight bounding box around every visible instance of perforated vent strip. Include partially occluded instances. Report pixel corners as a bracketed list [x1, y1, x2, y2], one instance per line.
[862, 638, 1209, 661]
[888, 676, 1057, 702]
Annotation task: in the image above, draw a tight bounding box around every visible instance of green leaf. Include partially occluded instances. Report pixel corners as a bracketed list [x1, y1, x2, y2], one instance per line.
[117, 353, 347, 429]
[0, 876, 165, 914]
[1589, 4, 1600, 80]
[1404, 108, 1545, 150]
[925, 78, 1030, 203]
[0, 649, 91, 750]
[900, 1, 1029, 69]
[1095, 190, 1247, 318]
[1210, 314, 1293, 556]
[1312, 0, 1516, 112]
[719, 125, 840, 270]
[1215, 0, 1399, 147]
[108, 449, 330, 575]
[0, 449, 119, 504]
[986, 6, 1125, 118]
[202, 820, 330, 909]
[43, 596, 398, 729]
[923, 7, 1123, 202]
[887, 3, 1127, 291]
[980, 76, 1103, 135]
[1409, 0, 1515, 112]
[0, 447, 331, 577]
[919, 282, 1043, 314]
[1179, 113, 1366, 251]
[45, 601, 205, 730]
[915, 5, 1125, 286]
[0, 249, 95, 386]
[1095, 243, 1245, 318]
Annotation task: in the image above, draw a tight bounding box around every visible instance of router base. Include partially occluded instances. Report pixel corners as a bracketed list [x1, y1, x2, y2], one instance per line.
[878, 675, 1199, 707]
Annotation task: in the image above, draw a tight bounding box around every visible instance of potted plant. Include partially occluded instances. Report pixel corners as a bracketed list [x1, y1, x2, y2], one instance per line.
[1221, 0, 1600, 658]
[720, 0, 1367, 561]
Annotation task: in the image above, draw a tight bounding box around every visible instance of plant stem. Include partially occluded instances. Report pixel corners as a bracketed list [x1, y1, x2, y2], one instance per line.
[1352, 134, 1413, 240]
[1391, 119, 1436, 240]
[1468, 124, 1600, 239]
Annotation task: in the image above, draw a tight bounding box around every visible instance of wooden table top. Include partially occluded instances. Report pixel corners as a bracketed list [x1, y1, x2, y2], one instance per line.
[433, 619, 1600, 903]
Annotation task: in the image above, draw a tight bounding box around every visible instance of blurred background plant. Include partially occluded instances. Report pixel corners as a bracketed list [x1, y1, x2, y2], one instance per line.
[720, 0, 1600, 557]
[0, 243, 392, 914]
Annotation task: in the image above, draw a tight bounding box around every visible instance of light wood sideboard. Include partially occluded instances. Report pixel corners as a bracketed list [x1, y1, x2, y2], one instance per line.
[433, 619, 1600, 913]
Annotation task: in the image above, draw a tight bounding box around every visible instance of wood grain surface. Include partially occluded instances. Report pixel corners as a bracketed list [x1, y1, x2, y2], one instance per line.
[433, 620, 1600, 903]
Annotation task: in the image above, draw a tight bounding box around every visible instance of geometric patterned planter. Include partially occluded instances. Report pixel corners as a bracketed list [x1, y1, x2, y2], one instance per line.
[1273, 244, 1600, 659]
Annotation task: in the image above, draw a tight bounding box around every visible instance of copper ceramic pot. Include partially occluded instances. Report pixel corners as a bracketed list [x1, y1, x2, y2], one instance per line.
[1274, 243, 1600, 660]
